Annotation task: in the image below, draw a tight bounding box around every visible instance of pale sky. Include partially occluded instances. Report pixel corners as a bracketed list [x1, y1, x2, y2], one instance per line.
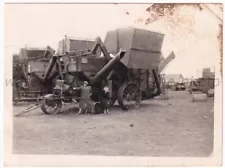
[5, 4, 222, 78]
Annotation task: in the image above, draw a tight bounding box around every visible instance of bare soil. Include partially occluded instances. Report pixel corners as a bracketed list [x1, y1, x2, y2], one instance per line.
[13, 91, 214, 156]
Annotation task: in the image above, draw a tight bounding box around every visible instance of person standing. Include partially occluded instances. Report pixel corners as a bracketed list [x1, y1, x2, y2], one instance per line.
[100, 85, 110, 114]
[74, 81, 92, 115]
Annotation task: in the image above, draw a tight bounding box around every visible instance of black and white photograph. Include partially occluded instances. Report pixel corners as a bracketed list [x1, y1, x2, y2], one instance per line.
[3, 2, 223, 167]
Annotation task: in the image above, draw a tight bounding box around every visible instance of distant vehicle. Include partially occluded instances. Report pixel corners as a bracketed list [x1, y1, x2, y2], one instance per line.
[189, 80, 201, 93]
[189, 78, 214, 94]
[173, 82, 186, 91]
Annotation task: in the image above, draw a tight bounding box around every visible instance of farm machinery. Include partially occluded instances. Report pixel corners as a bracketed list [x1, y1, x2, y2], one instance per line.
[14, 27, 167, 114]
[189, 77, 215, 94]
[13, 46, 55, 103]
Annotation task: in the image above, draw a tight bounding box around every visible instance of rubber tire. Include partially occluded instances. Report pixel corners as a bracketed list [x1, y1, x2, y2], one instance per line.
[41, 98, 62, 115]
[117, 82, 141, 111]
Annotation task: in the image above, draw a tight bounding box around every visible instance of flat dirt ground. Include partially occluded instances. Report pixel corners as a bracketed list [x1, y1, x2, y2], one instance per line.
[13, 91, 214, 156]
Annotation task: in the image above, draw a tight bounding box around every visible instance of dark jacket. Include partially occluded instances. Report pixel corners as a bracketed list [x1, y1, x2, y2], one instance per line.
[100, 89, 109, 110]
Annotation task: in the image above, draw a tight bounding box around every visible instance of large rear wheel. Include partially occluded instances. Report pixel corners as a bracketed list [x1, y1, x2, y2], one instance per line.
[117, 82, 142, 110]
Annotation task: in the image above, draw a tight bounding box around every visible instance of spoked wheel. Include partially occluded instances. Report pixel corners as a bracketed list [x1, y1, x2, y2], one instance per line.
[118, 82, 142, 110]
[41, 96, 62, 115]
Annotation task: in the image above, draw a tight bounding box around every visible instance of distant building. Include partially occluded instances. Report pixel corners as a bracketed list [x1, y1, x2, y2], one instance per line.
[164, 74, 184, 84]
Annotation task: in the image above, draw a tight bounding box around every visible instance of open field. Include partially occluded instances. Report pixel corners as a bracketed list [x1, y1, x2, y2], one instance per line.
[13, 91, 214, 156]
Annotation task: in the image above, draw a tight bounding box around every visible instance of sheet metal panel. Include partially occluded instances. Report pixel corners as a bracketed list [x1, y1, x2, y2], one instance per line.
[57, 37, 100, 55]
[117, 28, 134, 67]
[20, 48, 46, 60]
[103, 30, 118, 55]
[29, 61, 56, 79]
[104, 27, 164, 70]
[132, 28, 164, 53]
[57, 40, 65, 55]
[69, 39, 96, 51]
[129, 50, 160, 69]
[104, 28, 134, 66]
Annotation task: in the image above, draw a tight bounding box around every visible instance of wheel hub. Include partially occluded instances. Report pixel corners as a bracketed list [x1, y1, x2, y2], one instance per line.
[126, 94, 132, 101]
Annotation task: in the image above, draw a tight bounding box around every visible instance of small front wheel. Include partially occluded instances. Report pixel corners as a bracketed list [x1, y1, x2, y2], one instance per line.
[41, 97, 62, 115]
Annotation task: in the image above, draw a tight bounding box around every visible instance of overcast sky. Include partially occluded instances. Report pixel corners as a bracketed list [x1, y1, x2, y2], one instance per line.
[5, 4, 222, 78]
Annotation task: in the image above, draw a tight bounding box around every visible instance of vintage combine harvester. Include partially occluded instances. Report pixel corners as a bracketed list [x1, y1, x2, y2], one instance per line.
[38, 28, 164, 114]
[13, 46, 55, 103]
[14, 27, 172, 116]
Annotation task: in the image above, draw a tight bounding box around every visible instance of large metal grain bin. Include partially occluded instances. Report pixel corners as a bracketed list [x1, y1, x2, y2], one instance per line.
[104, 27, 164, 70]
[57, 37, 100, 55]
[20, 48, 47, 60]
